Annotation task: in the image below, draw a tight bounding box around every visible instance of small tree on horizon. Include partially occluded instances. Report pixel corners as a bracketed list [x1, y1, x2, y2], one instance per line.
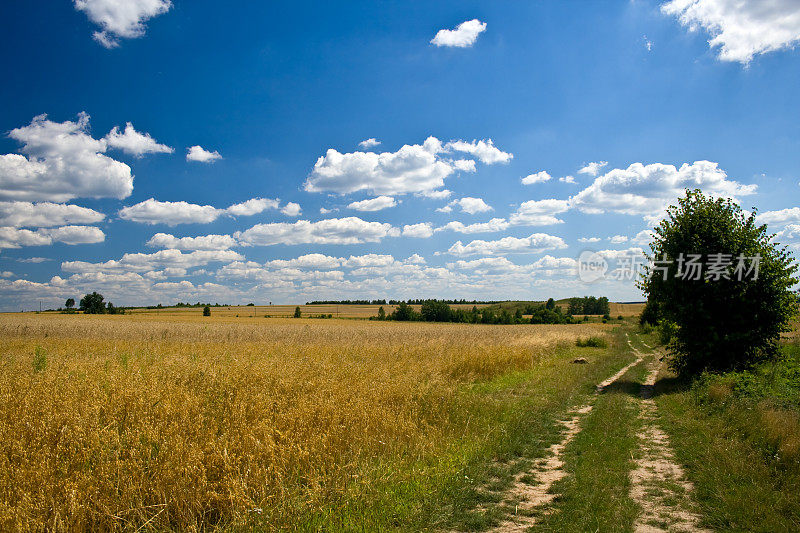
[639, 190, 798, 376]
[293, 306, 302, 318]
[65, 298, 75, 310]
[203, 305, 211, 316]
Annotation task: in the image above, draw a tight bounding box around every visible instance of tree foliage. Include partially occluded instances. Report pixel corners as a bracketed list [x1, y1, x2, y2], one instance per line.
[80, 292, 106, 314]
[567, 296, 610, 315]
[639, 190, 798, 376]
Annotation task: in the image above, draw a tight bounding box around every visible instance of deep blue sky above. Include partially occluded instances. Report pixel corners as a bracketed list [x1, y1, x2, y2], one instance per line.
[1, 1, 799, 310]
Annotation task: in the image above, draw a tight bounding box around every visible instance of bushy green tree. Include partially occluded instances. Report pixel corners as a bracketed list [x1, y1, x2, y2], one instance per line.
[390, 302, 419, 321]
[203, 305, 211, 317]
[65, 298, 75, 309]
[639, 190, 798, 376]
[420, 300, 452, 322]
[293, 306, 302, 318]
[79, 292, 106, 314]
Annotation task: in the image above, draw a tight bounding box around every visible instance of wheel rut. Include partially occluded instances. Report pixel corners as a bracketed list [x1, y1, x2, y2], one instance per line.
[629, 353, 710, 533]
[481, 335, 643, 532]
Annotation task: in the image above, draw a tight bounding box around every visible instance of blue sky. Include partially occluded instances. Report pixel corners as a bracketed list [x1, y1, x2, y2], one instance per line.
[1, 0, 799, 310]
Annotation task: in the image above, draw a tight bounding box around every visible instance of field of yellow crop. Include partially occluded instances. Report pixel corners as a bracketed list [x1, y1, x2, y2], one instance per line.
[0, 314, 607, 531]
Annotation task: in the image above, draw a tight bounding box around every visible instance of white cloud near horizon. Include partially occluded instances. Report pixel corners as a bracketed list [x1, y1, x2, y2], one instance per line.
[662, 0, 800, 64]
[74, 0, 173, 48]
[447, 233, 568, 256]
[186, 145, 222, 163]
[431, 19, 487, 48]
[235, 217, 399, 246]
[62, 249, 243, 275]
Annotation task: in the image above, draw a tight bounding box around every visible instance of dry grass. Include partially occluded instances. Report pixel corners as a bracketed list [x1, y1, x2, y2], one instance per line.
[0, 314, 604, 531]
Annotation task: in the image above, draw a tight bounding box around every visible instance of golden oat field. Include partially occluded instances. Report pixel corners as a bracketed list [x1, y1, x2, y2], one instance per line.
[0, 313, 608, 531]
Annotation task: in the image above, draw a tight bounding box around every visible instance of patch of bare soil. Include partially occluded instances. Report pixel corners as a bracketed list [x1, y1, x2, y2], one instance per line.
[480, 335, 643, 532]
[629, 357, 710, 533]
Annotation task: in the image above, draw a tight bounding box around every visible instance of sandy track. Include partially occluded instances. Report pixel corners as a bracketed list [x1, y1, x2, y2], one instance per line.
[484, 336, 643, 532]
[629, 354, 710, 533]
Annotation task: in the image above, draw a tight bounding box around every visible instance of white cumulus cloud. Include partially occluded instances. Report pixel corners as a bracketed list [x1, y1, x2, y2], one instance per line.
[662, 0, 800, 64]
[0, 225, 104, 249]
[577, 161, 607, 177]
[446, 139, 513, 164]
[571, 160, 756, 219]
[281, 202, 302, 217]
[756, 207, 800, 226]
[347, 196, 397, 212]
[146, 233, 238, 251]
[186, 145, 222, 163]
[0, 201, 105, 228]
[104, 122, 173, 157]
[74, 0, 172, 48]
[447, 233, 568, 256]
[0, 113, 133, 202]
[226, 197, 280, 216]
[521, 171, 552, 185]
[402, 222, 434, 238]
[431, 19, 487, 48]
[235, 217, 398, 246]
[119, 198, 221, 226]
[358, 138, 381, 149]
[304, 137, 453, 196]
[119, 197, 281, 225]
[437, 197, 493, 215]
[509, 199, 570, 226]
[437, 218, 510, 234]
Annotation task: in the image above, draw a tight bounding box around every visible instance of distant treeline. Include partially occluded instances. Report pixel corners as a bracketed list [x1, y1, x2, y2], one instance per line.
[306, 299, 501, 305]
[566, 296, 610, 315]
[372, 299, 580, 325]
[145, 302, 232, 309]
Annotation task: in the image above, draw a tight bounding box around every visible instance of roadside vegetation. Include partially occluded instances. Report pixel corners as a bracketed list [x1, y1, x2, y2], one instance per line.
[652, 338, 800, 531]
[634, 189, 800, 531]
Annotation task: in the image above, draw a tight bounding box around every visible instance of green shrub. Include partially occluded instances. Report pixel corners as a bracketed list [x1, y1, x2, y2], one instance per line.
[576, 337, 608, 348]
[32, 346, 47, 373]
